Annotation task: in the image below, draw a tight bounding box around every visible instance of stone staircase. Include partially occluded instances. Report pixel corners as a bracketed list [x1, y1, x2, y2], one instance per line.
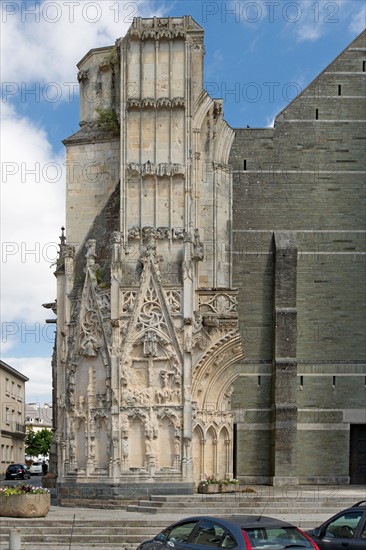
[0, 490, 364, 549]
[126, 491, 361, 525]
[0, 519, 152, 550]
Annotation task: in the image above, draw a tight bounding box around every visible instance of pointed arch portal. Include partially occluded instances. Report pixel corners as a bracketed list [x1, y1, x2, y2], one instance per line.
[192, 332, 244, 483]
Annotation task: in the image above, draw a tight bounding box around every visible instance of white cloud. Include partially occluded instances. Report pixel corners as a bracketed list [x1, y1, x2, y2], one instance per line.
[229, 1, 359, 44]
[292, 1, 360, 43]
[265, 113, 277, 128]
[1, 102, 64, 328]
[1, 0, 166, 92]
[2, 356, 53, 404]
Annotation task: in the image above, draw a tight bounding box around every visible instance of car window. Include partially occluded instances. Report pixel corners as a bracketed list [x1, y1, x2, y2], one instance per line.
[166, 521, 199, 543]
[324, 512, 363, 539]
[220, 532, 237, 548]
[191, 520, 226, 547]
[360, 521, 366, 540]
[190, 520, 238, 548]
[244, 526, 314, 548]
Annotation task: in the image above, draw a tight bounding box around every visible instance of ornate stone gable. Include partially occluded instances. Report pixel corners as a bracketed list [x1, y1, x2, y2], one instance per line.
[70, 240, 111, 365]
[120, 240, 183, 405]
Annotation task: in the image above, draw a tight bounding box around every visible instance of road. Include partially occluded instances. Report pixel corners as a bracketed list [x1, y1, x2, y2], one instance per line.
[1, 474, 43, 486]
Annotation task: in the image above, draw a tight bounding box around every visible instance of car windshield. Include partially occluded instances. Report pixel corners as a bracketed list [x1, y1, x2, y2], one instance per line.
[243, 527, 314, 548]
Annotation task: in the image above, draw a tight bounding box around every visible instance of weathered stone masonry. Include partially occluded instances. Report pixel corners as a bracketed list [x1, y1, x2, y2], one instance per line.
[52, 19, 365, 502]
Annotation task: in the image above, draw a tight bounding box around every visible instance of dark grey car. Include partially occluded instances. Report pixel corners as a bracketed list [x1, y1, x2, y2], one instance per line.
[5, 463, 31, 480]
[307, 501, 366, 550]
[137, 514, 319, 549]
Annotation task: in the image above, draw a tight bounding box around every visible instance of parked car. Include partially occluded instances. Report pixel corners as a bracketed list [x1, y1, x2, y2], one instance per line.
[5, 463, 31, 480]
[307, 501, 366, 550]
[137, 515, 320, 549]
[29, 461, 43, 475]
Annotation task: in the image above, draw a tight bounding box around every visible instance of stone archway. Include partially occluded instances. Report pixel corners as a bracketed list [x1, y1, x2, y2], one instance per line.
[193, 425, 204, 484]
[218, 426, 230, 479]
[129, 418, 146, 468]
[158, 417, 176, 469]
[192, 332, 244, 484]
[204, 427, 217, 478]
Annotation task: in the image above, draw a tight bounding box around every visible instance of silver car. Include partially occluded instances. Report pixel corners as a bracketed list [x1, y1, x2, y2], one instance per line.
[29, 461, 43, 475]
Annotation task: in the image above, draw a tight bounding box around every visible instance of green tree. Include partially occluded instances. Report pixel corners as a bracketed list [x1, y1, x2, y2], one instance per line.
[25, 428, 52, 458]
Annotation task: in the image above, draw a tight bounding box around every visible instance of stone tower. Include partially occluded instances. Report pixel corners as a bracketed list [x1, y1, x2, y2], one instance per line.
[55, 16, 244, 501]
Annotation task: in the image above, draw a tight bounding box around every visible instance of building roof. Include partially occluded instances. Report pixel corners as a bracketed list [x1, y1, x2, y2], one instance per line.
[275, 29, 366, 122]
[0, 359, 29, 382]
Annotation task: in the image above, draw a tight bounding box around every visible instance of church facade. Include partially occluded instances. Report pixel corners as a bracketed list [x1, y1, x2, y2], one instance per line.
[53, 17, 365, 503]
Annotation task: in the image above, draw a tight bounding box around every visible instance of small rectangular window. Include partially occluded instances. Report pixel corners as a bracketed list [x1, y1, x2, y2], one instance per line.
[315, 109, 319, 120]
[243, 159, 247, 171]
[363, 60, 365, 72]
[338, 85, 341, 96]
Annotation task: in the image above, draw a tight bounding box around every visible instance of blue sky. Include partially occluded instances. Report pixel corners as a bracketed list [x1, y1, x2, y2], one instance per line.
[1, 0, 365, 403]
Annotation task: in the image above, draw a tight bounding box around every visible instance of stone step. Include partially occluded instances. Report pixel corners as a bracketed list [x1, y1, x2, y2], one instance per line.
[0, 526, 161, 536]
[149, 493, 359, 504]
[134, 500, 164, 510]
[0, 526, 319, 549]
[127, 504, 158, 513]
[1, 547, 137, 550]
[127, 505, 347, 515]
[0, 529, 152, 548]
[0, 545, 137, 550]
[0, 519, 165, 527]
[127, 492, 359, 515]
[147, 499, 355, 512]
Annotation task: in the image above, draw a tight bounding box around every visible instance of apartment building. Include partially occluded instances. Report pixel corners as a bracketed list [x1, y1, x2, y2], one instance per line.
[0, 360, 29, 474]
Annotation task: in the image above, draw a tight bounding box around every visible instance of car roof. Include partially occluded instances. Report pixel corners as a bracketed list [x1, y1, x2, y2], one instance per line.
[328, 501, 366, 513]
[226, 515, 294, 528]
[351, 500, 366, 509]
[172, 515, 294, 529]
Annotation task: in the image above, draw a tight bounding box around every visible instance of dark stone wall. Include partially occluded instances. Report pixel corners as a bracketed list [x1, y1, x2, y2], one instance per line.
[229, 31, 366, 483]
